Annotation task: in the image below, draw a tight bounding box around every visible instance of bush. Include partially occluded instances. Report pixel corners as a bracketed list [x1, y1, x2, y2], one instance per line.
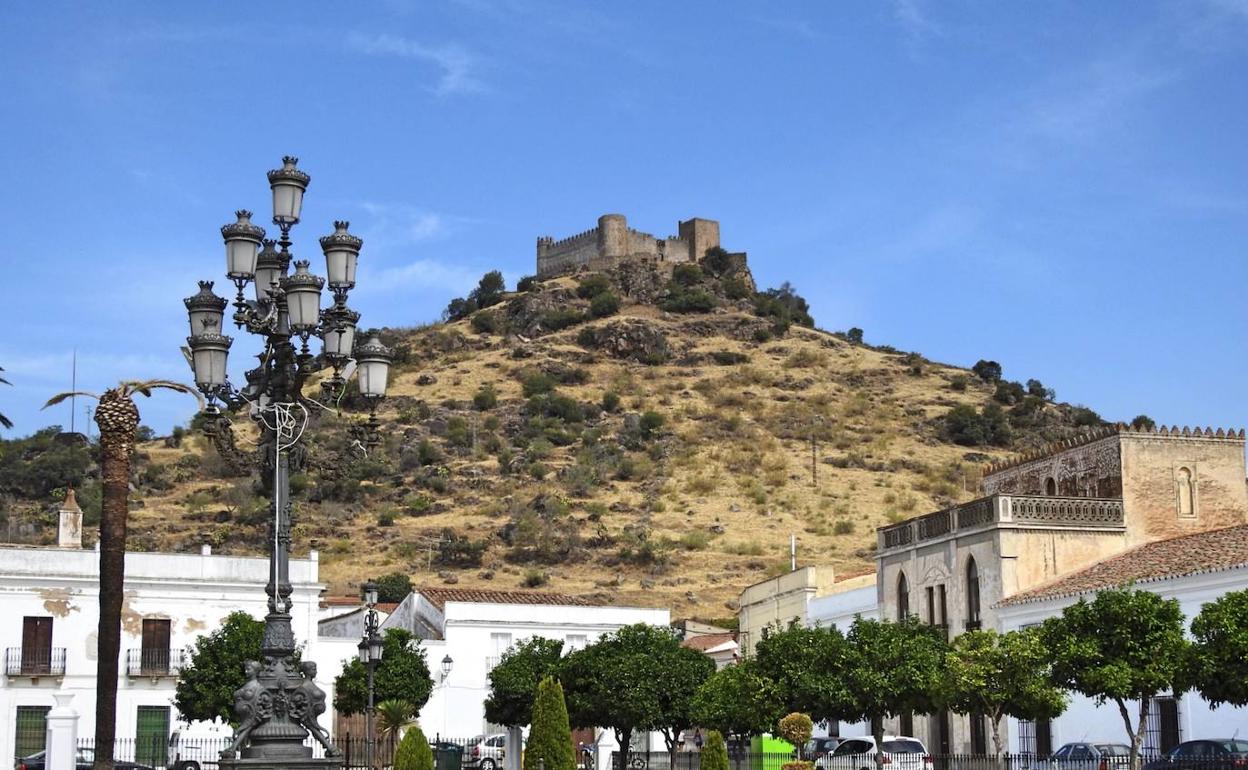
[393, 725, 434, 770]
[661, 287, 718, 314]
[539, 308, 585, 331]
[524, 677, 575, 770]
[470, 270, 506, 309]
[523, 569, 550, 588]
[517, 275, 539, 292]
[846, 327, 864, 344]
[639, 411, 665, 438]
[1131, 414, 1156, 431]
[833, 520, 854, 535]
[702, 732, 729, 770]
[377, 511, 396, 527]
[673, 263, 704, 287]
[703, 246, 735, 276]
[601, 391, 621, 412]
[993, 380, 1026, 405]
[520, 370, 556, 397]
[444, 296, 478, 322]
[722, 277, 752, 300]
[473, 385, 498, 411]
[589, 291, 620, 318]
[942, 404, 1012, 447]
[1070, 405, 1103, 427]
[1026, 378, 1055, 400]
[471, 311, 502, 334]
[376, 572, 413, 602]
[576, 274, 611, 299]
[972, 360, 1003, 382]
[435, 528, 487, 568]
[753, 282, 814, 327]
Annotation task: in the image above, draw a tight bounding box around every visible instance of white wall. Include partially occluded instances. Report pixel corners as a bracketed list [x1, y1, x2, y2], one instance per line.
[999, 565, 1248, 752]
[0, 544, 329, 762]
[807, 584, 878, 631]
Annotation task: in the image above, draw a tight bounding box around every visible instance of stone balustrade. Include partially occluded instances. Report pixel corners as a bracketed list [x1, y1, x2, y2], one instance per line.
[878, 494, 1124, 552]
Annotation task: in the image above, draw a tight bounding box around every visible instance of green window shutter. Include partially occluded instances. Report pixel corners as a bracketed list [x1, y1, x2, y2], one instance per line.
[135, 706, 170, 767]
[15, 706, 51, 758]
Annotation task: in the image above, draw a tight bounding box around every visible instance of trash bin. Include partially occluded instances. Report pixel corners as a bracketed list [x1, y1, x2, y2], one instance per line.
[435, 742, 464, 770]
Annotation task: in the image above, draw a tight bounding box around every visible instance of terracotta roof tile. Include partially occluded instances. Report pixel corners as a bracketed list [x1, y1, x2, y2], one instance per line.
[681, 632, 738, 651]
[998, 523, 1248, 607]
[417, 586, 594, 610]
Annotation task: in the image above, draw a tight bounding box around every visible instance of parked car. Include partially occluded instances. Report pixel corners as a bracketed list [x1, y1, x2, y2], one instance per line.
[465, 734, 507, 770]
[820, 736, 932, 770]
[1143, 739, 1248, 770]
[1046, 742, 1132, 770]
[16, 749, 153, 770]
[806, 738, 844, 762]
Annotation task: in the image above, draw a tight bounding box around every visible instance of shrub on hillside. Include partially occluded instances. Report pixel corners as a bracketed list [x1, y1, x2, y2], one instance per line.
[661, 287, 718, 313]
[474, 385, 498, 411]
[753, 282, 814, 328]
[993, 380, 1025, 405]
[589, 291, 620, 318]
[942, 403, 1012, 447]
[972, 359, 1003, 382]
[471, 311, 503, 334]
[576, 274, 611, 299]
[435, 528, 487, 568]
[1131, 414, 1156, 430]
[517, 275, 539, 292]
[846, 327, 864, 344]
[520, 370, 556, 397]
[539, 308, 585, 331]
[673, 263, 705, 287]
[722, 277, 752, 300]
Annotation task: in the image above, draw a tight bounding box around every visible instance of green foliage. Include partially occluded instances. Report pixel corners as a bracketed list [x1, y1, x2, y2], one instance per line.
[518, 275, 539, 292]
[1070, 405, 1103, 427]
[576, 274, 612, 299]
[174, 611, 265, 724]
[444, 296, 478, 322]
[485, 636, 565, 727]
[754, 623, 852, 723]
[722, 277, 752, 300]
[376, 572, 413, 602]
[839, 617, 948, 743]
[993, 380, 1026, 405]
[948, 375, 969, 392]
[1026, 379, 1055, 400]
[1130, 415, 1156, 431]
[471, 311, 503, 334]
[589, 292, 621, 318]
[0, 426, 93, 499]
[655, 644, 717, 751]
[691, 658, 782, 739]
[539, 308, 586, 331]
[601, 391, 621, 412]
[972, 360, 1003, 382]
[639, 411, 665, 438]
[672, 263, 705, 287]
[943, 629, 1067, 753]
[474, 385, 499, 411]
[942, 404, 1012, 446]
[435, 528, 488, 567]
[702, 247, 735, 277]
[376, 700, 416, 743]
[777, 713, 814, 751]
[701, 732, 730, 770]
[525, 677, 576, 770]
[393, 725, 434, 770]
[661, 286, 718, 314]
[523, 569, 549, 587]
[846, 327, 864, 344]
[334, 628, 433, 715]
[753, 282, 814, 328]
[1041, 587, 1189, 759]
[472, 270, 507, 308]
[521, 370, 557, 397]
[1188, 590, 1248, 706]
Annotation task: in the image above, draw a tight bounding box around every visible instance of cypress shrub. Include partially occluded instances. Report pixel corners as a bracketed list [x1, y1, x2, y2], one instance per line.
[702, 731, 729, 770]
[523, 676, 575, 770]
[394, 724, 434, 770]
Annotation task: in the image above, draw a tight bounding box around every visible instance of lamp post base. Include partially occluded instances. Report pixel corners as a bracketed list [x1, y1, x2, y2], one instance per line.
[219, 755, 343, 770]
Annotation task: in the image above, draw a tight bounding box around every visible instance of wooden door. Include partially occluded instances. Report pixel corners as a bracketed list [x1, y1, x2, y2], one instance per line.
[141, 618, 171, 674]
[21, 617, 52, 674]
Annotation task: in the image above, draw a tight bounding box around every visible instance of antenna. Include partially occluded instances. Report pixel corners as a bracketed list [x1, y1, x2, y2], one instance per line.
[70, 349, 77, 434]
[790, 535, 797, 571]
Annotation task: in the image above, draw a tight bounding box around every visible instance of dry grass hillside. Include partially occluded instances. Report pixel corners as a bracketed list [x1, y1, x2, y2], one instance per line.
[1, 260, 1108, 616]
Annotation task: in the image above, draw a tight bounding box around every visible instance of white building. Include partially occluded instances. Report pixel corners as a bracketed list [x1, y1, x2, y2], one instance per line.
[327, 586, 669, 743]
[0, 493, 336, 764]
[997, 523, 1248, 756]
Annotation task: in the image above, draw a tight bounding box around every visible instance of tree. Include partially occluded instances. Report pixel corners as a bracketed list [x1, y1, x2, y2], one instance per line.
[0, 366, 12, 429]
[393, 724, 434, 770]
[375, 572, 413, 603]
[561, 624, 674, 770]
[525, 677, 576, 770]
[444, 296, 479, 322]
[971, 360, 1002, 382]
[691, 659, 782, 742]
[777, 713, 814, 757]
[753, 282, 814, 328]
[46, 380, 199, 770]
[375, 700, 416, 745]
[702, 731, 730, 770]
[470, 270, 507, 309]
[846, 328, 864, 345]
[942, 404, 1011, 447]
[1187, 590, 1248, 707]
[1042, 587, 1189, 770]
[655, 644, 716, 753]
[1130, 415, 1156, 431]
[334, 628, 434, 715]
[484, 636, 565, 727]
[943, 629, 1067, 754]
[754, 623, 852, 723]
[174, 611, 266, 723]
[1026, 379, 1055, 401]
[840, 617, 948, 759]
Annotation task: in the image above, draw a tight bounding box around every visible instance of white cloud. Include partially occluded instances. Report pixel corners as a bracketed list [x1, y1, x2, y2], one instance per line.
[1026, 56, 1176, 143]
[364, 259, 488, 295]
[348, 33, 486, 95]
[892, 0, 942, 42]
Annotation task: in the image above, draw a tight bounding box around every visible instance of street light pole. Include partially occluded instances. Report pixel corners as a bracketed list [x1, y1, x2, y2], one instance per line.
[358, 581, 382, 770]
[184, 157, 392, 770]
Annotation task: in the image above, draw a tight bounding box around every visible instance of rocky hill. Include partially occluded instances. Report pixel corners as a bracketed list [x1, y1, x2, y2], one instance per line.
[0, 255, 1115, 615]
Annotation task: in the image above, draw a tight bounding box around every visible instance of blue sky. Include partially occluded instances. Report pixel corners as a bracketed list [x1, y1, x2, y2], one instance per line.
[1, 1, 1246, 436]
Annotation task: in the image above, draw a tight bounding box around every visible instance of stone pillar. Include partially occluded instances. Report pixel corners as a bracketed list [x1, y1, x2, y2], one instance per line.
[505, 726, 523, 770]
[46, 693, 79, 770]
[58, 489, 83, 548]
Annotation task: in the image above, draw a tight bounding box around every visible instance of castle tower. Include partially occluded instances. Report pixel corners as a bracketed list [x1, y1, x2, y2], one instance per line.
[58, 488, 83, 548]
[678, 217, 720, 261]
[597, 214, 628, 260]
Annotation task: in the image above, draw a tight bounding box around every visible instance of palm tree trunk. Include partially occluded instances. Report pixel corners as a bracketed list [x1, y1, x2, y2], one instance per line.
[92, 390, 139, 770]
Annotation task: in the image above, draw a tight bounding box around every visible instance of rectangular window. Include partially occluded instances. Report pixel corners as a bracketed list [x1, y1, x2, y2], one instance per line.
[970, 713, 987, 754]
[937, 585, 947, 626]
[565, 634, 588, 652]
[926, 587, 935, 624]
[1145, 697, 1181, 754]
[21, 616, 53, 675]
[490, 632, 512, 656]
[141, 618, 172, 675]
[135, 706, 170, 767]
[14, 706, 50, 758]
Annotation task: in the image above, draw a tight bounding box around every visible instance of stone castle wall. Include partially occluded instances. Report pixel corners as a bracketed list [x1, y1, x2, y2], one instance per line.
[536, 213, 720, 278]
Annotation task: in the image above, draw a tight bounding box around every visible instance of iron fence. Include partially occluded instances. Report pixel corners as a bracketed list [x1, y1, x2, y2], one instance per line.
[606, 753, 1191, 770]
[5, 647, 67, 676]
[125, 648, 188, 678]
[78, 735, 484, 770]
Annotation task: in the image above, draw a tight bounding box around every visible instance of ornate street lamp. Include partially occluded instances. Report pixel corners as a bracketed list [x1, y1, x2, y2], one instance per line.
[359, 581, 383, 770]
[183, 157, 393, 770]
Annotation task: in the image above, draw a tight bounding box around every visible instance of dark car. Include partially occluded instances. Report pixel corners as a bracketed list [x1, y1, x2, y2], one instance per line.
[16, 749, 153, 770]
[1046, 742, 1132, 770]
[805, 738, 844, 762]
[1143, 740, 1248, 770]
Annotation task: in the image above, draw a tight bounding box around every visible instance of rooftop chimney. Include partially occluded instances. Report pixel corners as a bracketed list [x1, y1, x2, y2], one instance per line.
[58, 489, 83, 549]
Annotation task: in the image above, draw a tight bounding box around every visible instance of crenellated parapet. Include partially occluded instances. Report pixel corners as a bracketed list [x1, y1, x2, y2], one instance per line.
[984, 423, 1246, 476]
[535, 213, 731, 278]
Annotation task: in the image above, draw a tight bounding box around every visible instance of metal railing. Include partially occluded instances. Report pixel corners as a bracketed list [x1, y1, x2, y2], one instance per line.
[5, 647, 67, 677]
[609, 753, 1180, 770]
[126, 648, 187, 677]
[81, 735, 483, 770]
[878, 495, 1125, 551]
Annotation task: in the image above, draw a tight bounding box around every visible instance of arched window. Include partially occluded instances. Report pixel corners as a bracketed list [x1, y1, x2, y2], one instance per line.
[966, 557, 981, 630]
[1177, 467, 1194, 516]
[897, 572, 910, 620]
[1045, 477, 1057, 496]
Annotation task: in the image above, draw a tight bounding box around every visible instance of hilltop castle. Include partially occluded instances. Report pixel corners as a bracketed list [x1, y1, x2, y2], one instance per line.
[536, 214, 731, 278]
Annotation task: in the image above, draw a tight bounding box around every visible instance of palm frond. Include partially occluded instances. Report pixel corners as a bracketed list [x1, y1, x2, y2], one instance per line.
[120, 380, 205, 411]
[0, 412, 11, 429]
[43, 391, 100, 409]
[1, 365, 10, 387]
